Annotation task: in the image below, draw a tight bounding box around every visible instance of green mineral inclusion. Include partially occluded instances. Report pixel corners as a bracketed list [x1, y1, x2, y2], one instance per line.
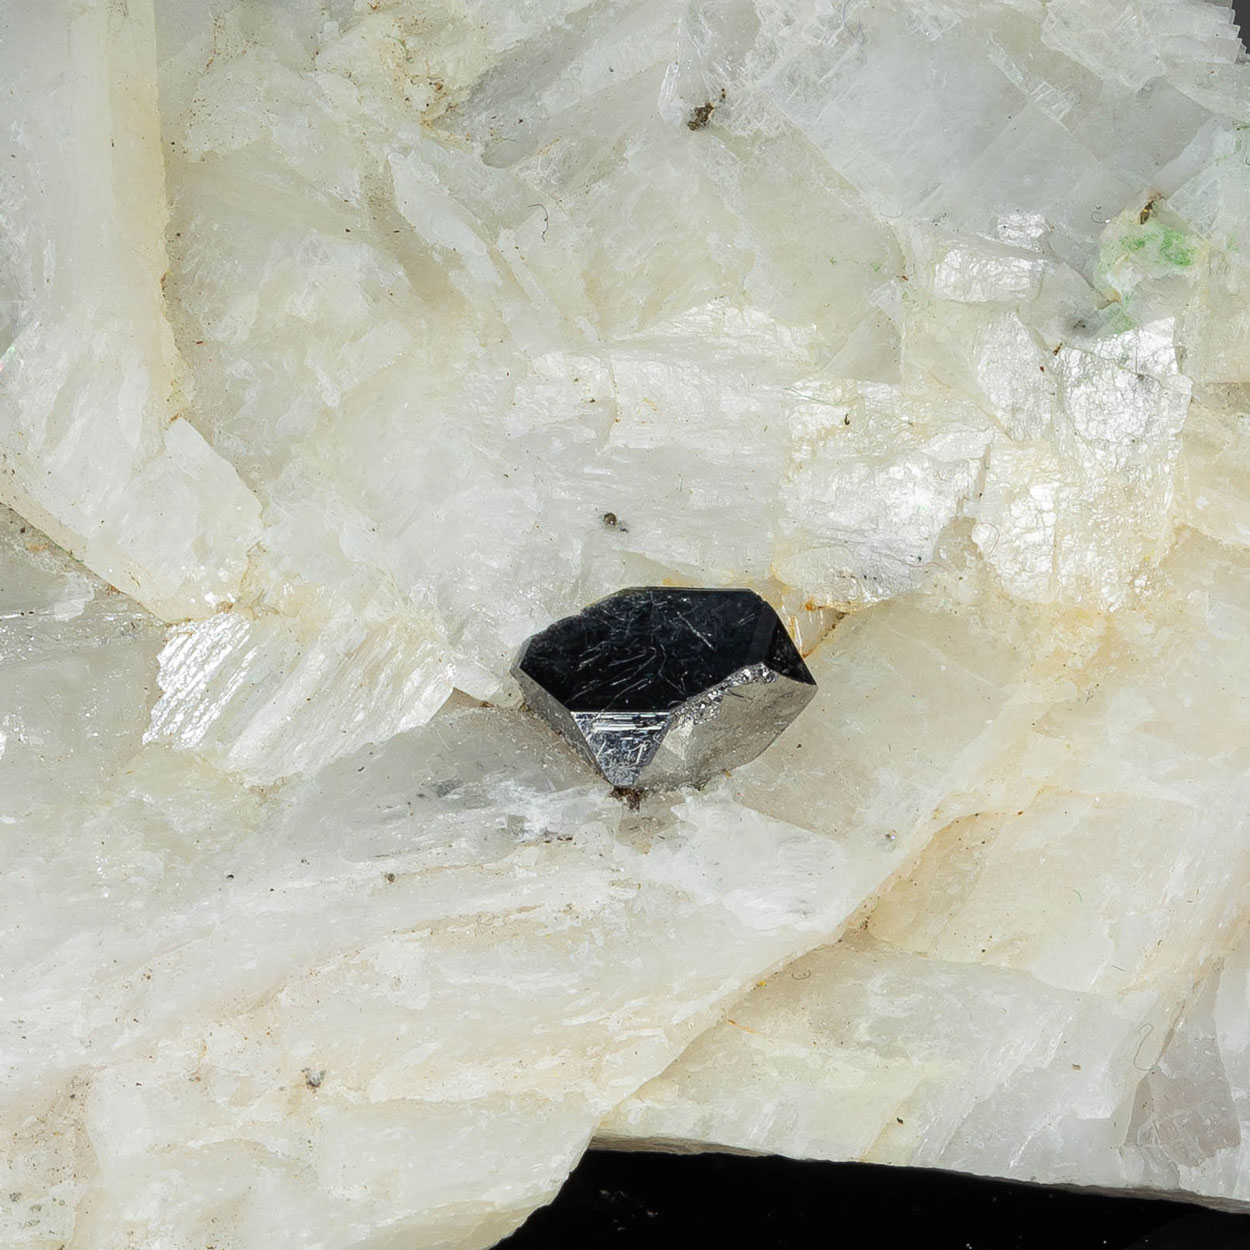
[1106, 220, 1196, 270]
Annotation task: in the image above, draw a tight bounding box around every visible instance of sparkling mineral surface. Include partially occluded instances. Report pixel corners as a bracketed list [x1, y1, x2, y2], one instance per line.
[2, 0, 1250, 1247]
[513, 587, 816, 788]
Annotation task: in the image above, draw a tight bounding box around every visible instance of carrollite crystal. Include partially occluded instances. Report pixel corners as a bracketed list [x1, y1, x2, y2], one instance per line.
[513, 588, 816, 789]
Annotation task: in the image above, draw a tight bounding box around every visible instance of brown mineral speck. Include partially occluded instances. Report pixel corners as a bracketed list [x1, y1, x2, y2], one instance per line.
[611, 786, 643, 811]
[687, 101, 714, 130]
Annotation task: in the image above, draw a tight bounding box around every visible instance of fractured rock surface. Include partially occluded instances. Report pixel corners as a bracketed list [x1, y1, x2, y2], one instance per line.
[2, 0, 1250, 1246]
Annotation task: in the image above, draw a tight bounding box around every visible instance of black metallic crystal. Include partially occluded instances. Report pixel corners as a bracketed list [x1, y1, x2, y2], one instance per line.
[513, 587, 817, 789]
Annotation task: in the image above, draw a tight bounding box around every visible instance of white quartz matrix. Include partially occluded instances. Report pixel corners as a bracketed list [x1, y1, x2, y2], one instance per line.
[2, 0, 1250, 1246]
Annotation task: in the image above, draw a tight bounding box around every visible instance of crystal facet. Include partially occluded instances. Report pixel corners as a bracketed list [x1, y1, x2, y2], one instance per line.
[513, 588, 816, 789]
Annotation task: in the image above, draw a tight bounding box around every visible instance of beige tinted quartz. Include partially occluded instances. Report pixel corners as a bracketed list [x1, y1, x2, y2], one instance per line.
[2, 1, 1250, 1247]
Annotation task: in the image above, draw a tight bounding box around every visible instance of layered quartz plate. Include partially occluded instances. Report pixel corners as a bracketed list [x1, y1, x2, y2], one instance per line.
[3, 2, 1250, 1247]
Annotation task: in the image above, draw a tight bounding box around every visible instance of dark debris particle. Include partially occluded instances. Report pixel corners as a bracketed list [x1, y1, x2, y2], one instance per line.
[686, 87, 726, 131]
[602, 511, 630, 533]
[611, 786, 644, 811]
[686, 102, 715, 131]
[383, 872, 397, 883]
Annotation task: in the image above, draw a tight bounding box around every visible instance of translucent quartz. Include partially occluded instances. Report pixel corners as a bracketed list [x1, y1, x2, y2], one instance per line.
[2, 1, 1250, 1247]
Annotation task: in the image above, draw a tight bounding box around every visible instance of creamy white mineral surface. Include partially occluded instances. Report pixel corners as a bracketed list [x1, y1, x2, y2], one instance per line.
[2, 0, 1250, 1246]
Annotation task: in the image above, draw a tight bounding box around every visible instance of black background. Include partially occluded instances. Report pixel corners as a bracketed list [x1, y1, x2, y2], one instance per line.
[501, 8, 1250, 1248]
[501, 1152, 1250, 1250]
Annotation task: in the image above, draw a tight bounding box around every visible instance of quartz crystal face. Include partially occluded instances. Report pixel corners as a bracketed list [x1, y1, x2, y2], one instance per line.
[513, 588, 816, 788]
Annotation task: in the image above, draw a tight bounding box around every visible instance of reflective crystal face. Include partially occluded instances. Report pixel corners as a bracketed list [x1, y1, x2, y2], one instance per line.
[513, 588, 817, 788]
